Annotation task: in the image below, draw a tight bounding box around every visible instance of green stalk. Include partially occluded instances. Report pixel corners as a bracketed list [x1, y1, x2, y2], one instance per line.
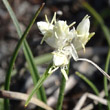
[23, 40, 47, 102]
[76, 72, 99, 95]
[56, 64, 70, 110]
[2, 0, 46, 109]
[104, 49, 110, 110]
[76, 72, 102, 109]
[82, 2, 110, 109]
[3, 0, 46, 103]
[25, 63, 53, 106]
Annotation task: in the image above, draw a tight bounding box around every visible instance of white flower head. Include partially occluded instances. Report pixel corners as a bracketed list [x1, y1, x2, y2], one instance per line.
[37, 13, 92, 80]
[37, 12, 110, 81]
[37, 12, 76, 49]
[52, 51, 69, 67]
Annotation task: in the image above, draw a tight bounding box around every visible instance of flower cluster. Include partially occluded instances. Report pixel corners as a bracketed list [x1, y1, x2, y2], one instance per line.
[37, 12, 110, 81]
[37, 12, 94, 80]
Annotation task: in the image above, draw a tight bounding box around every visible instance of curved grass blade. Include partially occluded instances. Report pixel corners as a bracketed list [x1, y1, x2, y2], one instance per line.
[75, 72, 99, 95]
[104, 50, 110, 110]
[2, 0, 46, 109]
[25, 63, 53, 107]
[82, 2, 110, 109]
[104, 50, 110, 96]
[75, 72, 102, 109]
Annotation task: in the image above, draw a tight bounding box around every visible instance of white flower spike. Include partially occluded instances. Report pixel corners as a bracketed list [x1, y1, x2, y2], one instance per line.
[37, 12, 110, 81]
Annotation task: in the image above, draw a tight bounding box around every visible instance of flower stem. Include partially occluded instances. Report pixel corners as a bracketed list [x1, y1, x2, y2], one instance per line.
[25, 63, 53, 107]
[77, 58, 110, 80]
[56, 64, 69, 110]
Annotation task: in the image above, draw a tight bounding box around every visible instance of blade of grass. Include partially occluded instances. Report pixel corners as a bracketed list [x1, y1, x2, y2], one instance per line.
[82, 2, 110, 109]
[75, 72, 102, 110]
[23, 36, 47, 101]
[2, 0, 46, 109]
[0, 86, 4, 110]
[56, 64, 70, 110]
[104, 49, 110, 110]
[25, 63, 53, 107]
[4, 3, 44, 90]
[104, 50, 110, 96]
[82, 2, 110, 46]
[25, 53, 52, 67]
[75, 72, 99, 96]
[3, 0, 46, 102]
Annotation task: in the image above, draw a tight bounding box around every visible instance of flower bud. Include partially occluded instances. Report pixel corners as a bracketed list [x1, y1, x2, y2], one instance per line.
[73, 15, 94, 51]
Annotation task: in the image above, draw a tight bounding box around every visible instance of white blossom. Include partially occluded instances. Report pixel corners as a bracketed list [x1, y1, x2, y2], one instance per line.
[52, 51, 69, 67]
[73, 15, 95, 51]
[37, 12, 110, 81]
[37, 12, 76, 49]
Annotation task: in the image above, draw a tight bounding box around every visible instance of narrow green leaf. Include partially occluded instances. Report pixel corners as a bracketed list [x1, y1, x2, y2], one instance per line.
[2, 0, 46, 109]
[82, 2, 110, 109]
[25, 53, 52, 67]
[75, 72, 99, 95]
[104, 50, 110, 110]
[3, 0, 46, 102]
[104, 50, 110, 96]
[0, 99, 4, 110]
[0, 86, 4, 110]
[23, 39, 47, 102]
[75, 72, 103, 109]
[25, 63, 53, 107]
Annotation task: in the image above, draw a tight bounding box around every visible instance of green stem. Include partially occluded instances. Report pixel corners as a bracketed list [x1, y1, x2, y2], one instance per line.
[25, 63, 53, 106]
[23, 40, 47, 102]
[82, 2, 110, 109]
[2, 0, 45, 109]
[4, 3, 44, 90]
[76, 72, 102, 110]
[76, 72, 99, 95]
[56, 64, 69, 110]
[104, 49, 110, 110]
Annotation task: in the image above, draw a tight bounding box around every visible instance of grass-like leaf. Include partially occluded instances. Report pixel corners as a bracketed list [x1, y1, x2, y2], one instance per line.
[82, 2, 110, 109]
[25, 63, 53, 107]
[2, 0, 46, 109]
[75, 72, 99, 96]
[75, 72, 102, 109]
[104, 50, 110, 110]
[25, 53, 52, 66]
